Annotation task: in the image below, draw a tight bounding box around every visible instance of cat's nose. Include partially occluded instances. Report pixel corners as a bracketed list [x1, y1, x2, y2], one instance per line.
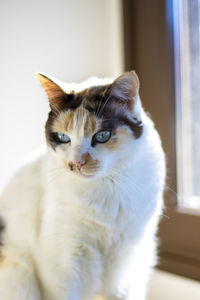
[74, 160, 86, 170]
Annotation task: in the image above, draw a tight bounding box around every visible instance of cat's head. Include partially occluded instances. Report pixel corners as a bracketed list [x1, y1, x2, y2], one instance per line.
[36, 71, 143, 179]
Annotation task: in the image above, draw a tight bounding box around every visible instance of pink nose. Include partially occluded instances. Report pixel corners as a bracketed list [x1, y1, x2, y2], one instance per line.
[74, 160, 85, 169]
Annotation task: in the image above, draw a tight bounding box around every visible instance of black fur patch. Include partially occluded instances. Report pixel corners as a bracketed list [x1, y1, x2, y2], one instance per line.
[0, 217, 5, 247]
[45, 111, 58, 150]
[62, 94, 82, 110]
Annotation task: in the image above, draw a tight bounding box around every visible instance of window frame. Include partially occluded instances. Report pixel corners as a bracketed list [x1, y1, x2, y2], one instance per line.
[123, 0, 200, 281]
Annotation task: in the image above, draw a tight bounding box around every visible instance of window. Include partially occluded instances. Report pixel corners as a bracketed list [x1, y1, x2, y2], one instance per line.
[175, 0, 200, 210]
[123, 0, 200, 281]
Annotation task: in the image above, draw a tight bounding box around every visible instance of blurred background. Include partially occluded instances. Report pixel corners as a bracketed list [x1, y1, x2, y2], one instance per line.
[1, 0, 200, 298]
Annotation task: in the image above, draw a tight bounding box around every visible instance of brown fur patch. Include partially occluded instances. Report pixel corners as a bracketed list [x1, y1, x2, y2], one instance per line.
[84, 113, 97, 136]
[52, 111, 75, 133]
[36, 73, 66, 109]
[81, 153, 100, 176]
[84, 114, 90, 134]
[0, 250, 18, 269]
[52, 109, 98, 137]
[103, 129, 133, 152]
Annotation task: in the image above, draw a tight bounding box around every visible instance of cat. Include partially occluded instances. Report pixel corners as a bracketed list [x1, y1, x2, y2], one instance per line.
[0, 71, 166, 300]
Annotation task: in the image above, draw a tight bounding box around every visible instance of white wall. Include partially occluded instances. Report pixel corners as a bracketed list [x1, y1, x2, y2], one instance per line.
[0, 0, 124, 189]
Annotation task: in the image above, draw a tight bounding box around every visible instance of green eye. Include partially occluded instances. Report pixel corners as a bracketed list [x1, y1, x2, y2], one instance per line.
[57, 132, 70, 143]
[94, 130, 111, 143]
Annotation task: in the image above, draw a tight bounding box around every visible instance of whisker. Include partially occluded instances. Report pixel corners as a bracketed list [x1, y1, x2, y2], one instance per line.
[97, 93, 112, 119]
[96, 86, 110, 118]
[108, 167, 145, 195]
[47, 169, 66, 185]
[41, 166, 64, 176]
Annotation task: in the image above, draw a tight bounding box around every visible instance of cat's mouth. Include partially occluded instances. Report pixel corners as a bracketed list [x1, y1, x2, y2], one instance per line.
[66, 160, 99, 179]
[77, 171, 94, 179]
[67, 164, 95, 179]
[68, 168, 95, 180]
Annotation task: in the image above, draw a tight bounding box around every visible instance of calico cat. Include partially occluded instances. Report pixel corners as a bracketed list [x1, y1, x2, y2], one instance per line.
[0, 71, 166, 300]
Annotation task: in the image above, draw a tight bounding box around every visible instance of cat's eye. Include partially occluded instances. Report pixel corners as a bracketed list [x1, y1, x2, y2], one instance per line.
[94, 130, 111, 143]
[56, 132, 71, 143]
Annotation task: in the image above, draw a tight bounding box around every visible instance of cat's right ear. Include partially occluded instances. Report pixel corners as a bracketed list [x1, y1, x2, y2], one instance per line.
[36, 73, 66, 110]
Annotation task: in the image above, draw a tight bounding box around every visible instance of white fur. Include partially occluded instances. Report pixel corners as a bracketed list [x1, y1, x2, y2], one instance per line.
[0, 79, 165, 300]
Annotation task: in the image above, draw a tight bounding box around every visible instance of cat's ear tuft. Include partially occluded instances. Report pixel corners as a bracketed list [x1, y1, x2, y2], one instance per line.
[35, 73, 66, 110]
[110, 71, 140, 111]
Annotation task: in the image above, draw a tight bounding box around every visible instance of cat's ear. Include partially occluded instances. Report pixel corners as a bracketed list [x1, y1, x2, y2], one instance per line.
[36, 73, 66, 110]
[110, 71, 141, 117]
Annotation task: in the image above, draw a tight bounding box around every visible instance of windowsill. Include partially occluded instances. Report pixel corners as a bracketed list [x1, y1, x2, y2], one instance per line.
[147, 269, 200, 300]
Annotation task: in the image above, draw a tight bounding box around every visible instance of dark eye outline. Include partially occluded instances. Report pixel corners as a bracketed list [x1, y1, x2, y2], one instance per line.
[52, 132, 71, 144]
[93, 130, 111, 144]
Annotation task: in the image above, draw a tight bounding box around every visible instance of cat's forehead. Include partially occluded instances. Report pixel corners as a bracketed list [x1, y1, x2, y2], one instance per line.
[56, 83, 112, 113]
[52, 108, 99, 137]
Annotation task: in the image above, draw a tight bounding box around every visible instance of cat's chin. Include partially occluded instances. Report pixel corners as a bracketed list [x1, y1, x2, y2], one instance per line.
[73, 170, 96, 180]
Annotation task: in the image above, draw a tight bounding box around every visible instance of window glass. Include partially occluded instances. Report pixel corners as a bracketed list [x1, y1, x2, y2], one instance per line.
[174, 0, 200, 209]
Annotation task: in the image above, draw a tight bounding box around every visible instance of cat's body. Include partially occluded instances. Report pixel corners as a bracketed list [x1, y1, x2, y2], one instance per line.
[0, 72, 165, 300]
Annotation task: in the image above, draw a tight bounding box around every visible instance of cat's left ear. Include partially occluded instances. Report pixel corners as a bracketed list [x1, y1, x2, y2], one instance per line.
[110, 71, 141, 120]
[36, 73, 66, 110]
